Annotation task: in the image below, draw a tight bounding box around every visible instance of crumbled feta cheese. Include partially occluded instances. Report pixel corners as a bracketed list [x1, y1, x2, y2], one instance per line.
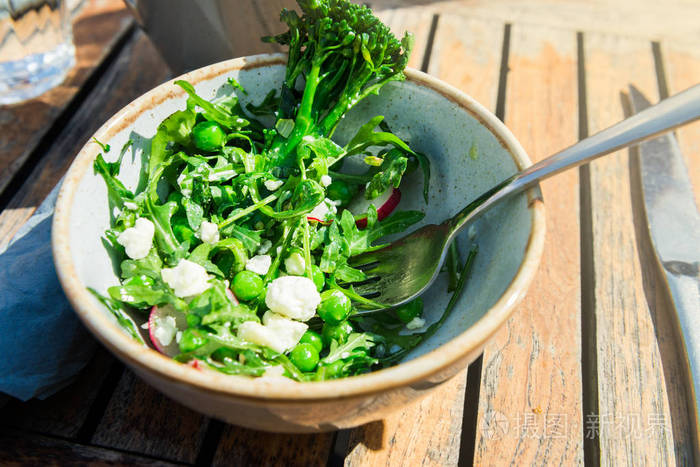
[265, 276, 321, 321]
[320, 174, 332, 187]
[406, 316, 426, 330]
[141, 322, 149, 330]
[175, 330, 183, 343]
[264, 179, 284, 191]
[123, 201, 138, 210]
[237, 311, 308, 353]
[264, 365, 286, 377]
[198, 221, 220, 244]
[246, 254, 272, 275]
[113, 206, 121, 217]
[258, 239, 272, 254]
[117, 217, 154, 259]
[161, 259, 212, 298]
[153, 315, 177, 346]
[308, 198, 337, 221]
[284, 252, 305, 276]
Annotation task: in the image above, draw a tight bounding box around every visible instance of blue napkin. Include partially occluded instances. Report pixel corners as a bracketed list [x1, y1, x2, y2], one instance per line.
[0, 182, 96, 401]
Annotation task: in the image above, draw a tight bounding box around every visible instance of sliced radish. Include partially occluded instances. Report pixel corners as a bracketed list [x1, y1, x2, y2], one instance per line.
[350, 187, 401, 229]
[188, 359, 203, 370]
[148, 305, 187, 357]
[225, 287, 239, 306]
[307, 217, 332, 225]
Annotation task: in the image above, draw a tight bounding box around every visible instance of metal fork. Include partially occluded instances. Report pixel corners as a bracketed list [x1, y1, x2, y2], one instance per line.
[348, 84, 700, 314]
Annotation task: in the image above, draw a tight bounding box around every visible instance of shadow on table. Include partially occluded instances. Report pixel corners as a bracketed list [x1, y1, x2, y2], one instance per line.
[339, 420, 385, 458]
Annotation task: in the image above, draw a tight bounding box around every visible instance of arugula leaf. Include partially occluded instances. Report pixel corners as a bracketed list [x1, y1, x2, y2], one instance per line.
[187, 243, 224, 277]
[222, 224, 262, 255]
[145, 199, 183, 262]
[368, 210, 424, 242]
[322, 333, 375, 364]
[107, 274, 177, 309]
[121, 249, 163, 279]
[93, 154, 135, 207]
[149, 109, 196, 180]
[341, 115, 414, 160]
[181, 196, 204, 231]
[212, 238, 249, 277]
[88, 288, 146, 345]
[365, 149, 408, 200]
[246, 89, 279, 116]
[175, 80, 249, 129]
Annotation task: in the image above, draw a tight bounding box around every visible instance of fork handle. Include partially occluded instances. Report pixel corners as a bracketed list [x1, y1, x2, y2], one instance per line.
[448, 84, 700, 234]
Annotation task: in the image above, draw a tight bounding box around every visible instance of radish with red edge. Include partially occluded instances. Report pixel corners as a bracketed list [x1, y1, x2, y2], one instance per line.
[225, 288, 239, 305]
[350, 187, 401, 229]
[148, 305, 187, 357]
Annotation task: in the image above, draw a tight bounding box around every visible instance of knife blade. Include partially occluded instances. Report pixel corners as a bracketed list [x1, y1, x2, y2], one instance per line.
[630, 85, 700, 453]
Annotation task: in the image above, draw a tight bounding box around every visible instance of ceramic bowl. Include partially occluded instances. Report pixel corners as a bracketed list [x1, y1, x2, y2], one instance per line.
[52, 54, 545, 433]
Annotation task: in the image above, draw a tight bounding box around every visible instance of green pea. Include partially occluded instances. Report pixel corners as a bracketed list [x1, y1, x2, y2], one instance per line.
[186, 314, 201, 328]
[311, 264, 325, 292]
[290, 343, 320, 372]
[317, 360, 345, 379]
[172, 218, 196, 244]
[395, 297, 423, 324]
[167, 191, 183, 204]
[299, 330, 323, 353]
[232, 270, 264, 301]
[318, 290, 351, 325]
[322, 320, 354, 345]
[326, 180, 355, 206]
[179, 328, 207, 353]
[192, 121, 226, 151]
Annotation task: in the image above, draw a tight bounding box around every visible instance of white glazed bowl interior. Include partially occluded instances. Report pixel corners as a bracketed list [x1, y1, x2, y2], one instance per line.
[53, 54, 543, 412]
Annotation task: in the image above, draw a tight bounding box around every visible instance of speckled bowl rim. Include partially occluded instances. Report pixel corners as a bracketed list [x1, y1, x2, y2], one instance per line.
[53, 53, 545, 402]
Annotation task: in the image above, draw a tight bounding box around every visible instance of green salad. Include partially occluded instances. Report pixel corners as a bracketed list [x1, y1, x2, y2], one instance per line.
[91, 0, 476, 381]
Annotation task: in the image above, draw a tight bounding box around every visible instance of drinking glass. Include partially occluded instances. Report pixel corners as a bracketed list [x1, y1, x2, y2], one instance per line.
[0, 0, 75, 105]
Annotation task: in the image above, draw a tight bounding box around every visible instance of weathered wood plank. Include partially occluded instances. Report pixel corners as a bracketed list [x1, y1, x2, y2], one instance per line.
[342, 14, 504, 466]
[212, 425, 334, 466]
[661, 41, 700, 208]
[345, 371, 468, 466]
[471, 24, 583, 465]
[0, 30, 171, 249]
[372, 0, 700, 45]
[0, 0, 132, 197]
[375, 5, 433, 71]
[584, 32, 677, 465]
[425, 14, 504, 112]
[0, 429, 180, 466]
[91, 369, 209, 463]
[0, 348, 116, 438]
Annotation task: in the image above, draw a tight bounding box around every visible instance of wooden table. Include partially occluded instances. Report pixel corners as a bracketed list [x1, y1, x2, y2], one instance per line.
[2, 0, 699, 464]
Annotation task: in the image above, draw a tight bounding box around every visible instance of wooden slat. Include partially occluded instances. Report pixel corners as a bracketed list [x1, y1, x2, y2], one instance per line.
[342, 13, 504, 466]
[212, 425, 334, 466]
[471, 24, 584, 465]
[0, 30, 171, 249]
[0, 0, 131, 197]
[661, 41, 700, 208]
[90, 369, 209, 463]
[375, 5, 434, 71]
[584, 32, 678, 465]
[0, 348, 116, 438]
[372, 0, 700, 45]
[0, 429, 180, 466]
[345, 372, 467, 466]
